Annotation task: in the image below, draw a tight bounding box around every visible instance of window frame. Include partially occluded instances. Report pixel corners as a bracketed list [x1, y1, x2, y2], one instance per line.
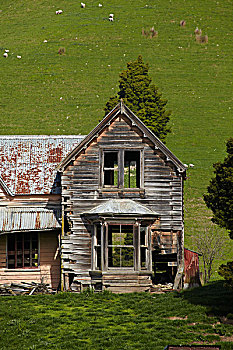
[92, 222, 151, 272]
[6, 232, 40, 269]
[100, 147, 144, 189]
[107, 224, 135, 269]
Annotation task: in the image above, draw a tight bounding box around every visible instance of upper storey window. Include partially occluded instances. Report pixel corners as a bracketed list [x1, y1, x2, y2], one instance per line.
[124, 151, 140, 188]
[102, 150, 141, 188]
[103, 151, 118, 187]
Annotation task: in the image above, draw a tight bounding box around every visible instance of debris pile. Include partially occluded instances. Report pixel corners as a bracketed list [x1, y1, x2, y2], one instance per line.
[151, 283, 174, 293]
[0, 281, 55, 296]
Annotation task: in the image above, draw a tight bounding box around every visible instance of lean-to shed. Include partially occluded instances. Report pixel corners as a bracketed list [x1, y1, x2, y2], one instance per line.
[0, 135, 84, 288]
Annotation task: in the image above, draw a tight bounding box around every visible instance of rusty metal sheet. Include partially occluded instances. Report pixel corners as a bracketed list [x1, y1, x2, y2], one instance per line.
[0, 207, 61, 232]
[184, 248, 201, 286]
[0, 135, 85, 195]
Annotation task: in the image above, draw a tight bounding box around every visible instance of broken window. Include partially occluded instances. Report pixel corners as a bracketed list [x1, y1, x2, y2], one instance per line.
[124, 151, 140, 188]
[103, 152, 118, 186]
[103, 150, 141, 188]
[7, 232, 39, 269]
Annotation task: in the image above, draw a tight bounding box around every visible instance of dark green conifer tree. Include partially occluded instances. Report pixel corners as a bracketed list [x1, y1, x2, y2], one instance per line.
[204, 138, 233, 239]
[104, 55, 171, 143]
[204, 138, 233, 288]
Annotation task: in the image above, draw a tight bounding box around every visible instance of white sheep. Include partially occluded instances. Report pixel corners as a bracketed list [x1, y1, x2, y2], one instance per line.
[5, 49, 9, 53]
[109, 14, 114, 21]
[98, 3, 102, 7]
[56, 10, 63, 15]
[189, 163, 195, 168]
[183, 164, 188, 168]
[81, 2, 86, 8]
[17, 55, 21, 59]
[3, 52, 8, 58]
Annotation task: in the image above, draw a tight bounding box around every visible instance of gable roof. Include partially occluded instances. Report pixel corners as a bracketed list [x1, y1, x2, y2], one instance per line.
[0, 135, 85, 195]
[57, 101, 186, 173]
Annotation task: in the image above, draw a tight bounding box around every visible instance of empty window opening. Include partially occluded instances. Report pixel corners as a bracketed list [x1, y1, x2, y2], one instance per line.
[103, 152, 118, 186]
[7, 232, 39, 269]
[124, 151, 140, 188]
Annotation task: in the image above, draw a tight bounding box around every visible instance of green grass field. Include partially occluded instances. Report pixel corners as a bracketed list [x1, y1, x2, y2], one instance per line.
[0, 0, 232, 277]
[0, 282, 232, 350]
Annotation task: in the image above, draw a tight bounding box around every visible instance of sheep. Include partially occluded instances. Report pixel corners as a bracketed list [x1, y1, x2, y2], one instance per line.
[81, 2, 86, 8]
[183, 164, 188, 168]
[5, 49, 9, 53]
[194, 27, 202, 35]
[149, 26, 158, 38]
[189, 163, 194, 168]
[3, 52, 8, 58]
[109, 13, 114, 18]
[179, 20, 186, 27]
[196, 34, 208, 44]
[58, 47, 65, 55]
[98, 3, 102, 7]
[56, 10, 63, 15]
[142, 26, 158, 38]
[17, 55, 21, 59]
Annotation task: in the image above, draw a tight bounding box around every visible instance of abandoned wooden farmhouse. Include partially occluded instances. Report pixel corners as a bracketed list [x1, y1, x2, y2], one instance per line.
[0, 102, 189, 292]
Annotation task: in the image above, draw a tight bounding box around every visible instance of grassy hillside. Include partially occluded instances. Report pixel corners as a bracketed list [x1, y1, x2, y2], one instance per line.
[0, 0, 232, 276]
[0, 283, 232, 349]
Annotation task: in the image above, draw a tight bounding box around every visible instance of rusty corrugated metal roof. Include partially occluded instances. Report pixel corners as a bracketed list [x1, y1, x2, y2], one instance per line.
[0, 207, 61, 233]
[0, 135, 85, 195]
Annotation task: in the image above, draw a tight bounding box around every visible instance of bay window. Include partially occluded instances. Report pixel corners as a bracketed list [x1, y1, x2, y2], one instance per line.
[92, 223, 150, 271]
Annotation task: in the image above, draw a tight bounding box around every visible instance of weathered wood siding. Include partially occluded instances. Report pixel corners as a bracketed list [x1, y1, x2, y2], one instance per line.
[61, 114, 184, 277]
[0, 231, 60, 289]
